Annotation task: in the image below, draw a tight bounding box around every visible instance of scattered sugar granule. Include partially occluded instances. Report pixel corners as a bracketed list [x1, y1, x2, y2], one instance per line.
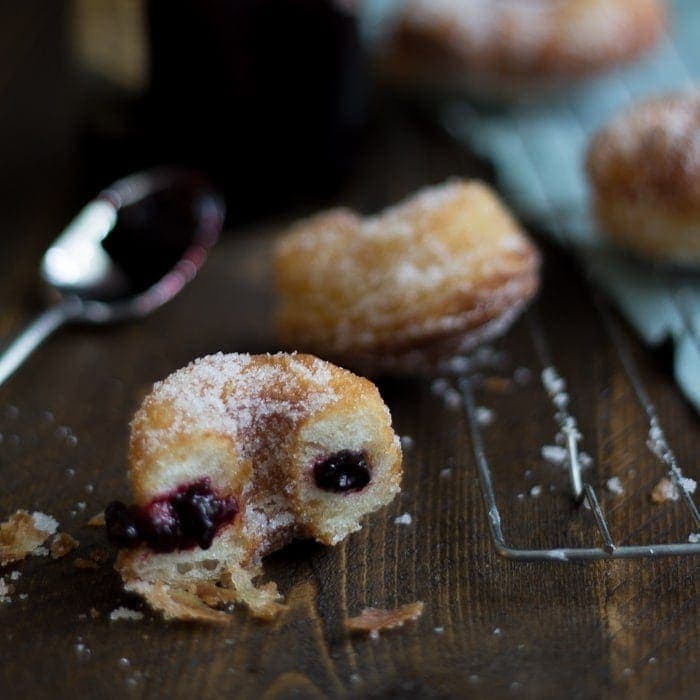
[434, 626, 444, 634]
[475, 406, 494, 427]
[9, 571, 20, 581]
[541, 445, 568, 466]
[30, 512, 59, 534]
[445, 356, 471, 374]
[430, 378, 450, 396]
[529, 485, 543, 498]
[443, 388, 462, 409]
[681, 477, 697, 494]
[542, 367, 565, 395]
[606, 477, 624, 496]
[688, 533, 700, 543]
[394, 513, 413, 526]
[440, 468, 452, 479]
[579, 452, 594, 469]
[0, 577, 13, 603]
[31, 546, 49, 558]
[76, 501, 87, 511]
[400, 435, 414, 451]
[110, 607, 144, 622]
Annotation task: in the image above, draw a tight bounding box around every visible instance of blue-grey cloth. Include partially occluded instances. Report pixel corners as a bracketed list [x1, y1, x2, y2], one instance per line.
[435, 0, 700, 409]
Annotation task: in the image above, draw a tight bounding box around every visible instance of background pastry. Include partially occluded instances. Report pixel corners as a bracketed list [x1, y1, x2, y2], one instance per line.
[274, 180, 540, 373]
[107, 352, 402, 621]
[378, 0, 667, 102]
[587, 89, 700, 266]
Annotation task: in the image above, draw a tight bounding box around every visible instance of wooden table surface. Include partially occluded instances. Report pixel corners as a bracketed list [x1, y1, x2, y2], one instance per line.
[1, 4, 699, 699]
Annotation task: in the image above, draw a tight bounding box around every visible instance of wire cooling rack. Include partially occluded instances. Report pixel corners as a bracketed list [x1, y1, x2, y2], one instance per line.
[451, 295, 700, 561]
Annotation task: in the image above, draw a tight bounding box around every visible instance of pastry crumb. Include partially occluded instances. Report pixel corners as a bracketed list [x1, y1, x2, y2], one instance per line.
[86, 512, 106, 528]
[651, 477, 696, 503]
[50, 532, 79, 559]
[109, 606, 144, 622]
[124, 579, 231, 625]
[476, 406, 494, 426]
[483, 376, 512, 393]
[89, 607, 100, 619]
[0, 511, 58, 566]
[346, 602, 424, 635]
[118, 563, 286, 625]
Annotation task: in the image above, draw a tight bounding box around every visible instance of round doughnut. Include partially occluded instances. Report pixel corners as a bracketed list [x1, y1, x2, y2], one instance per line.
[273, 180, 541, 374]
[587, 90, 700, 266]
[107, 352, 402, 620]
[379, 0, 667, 101]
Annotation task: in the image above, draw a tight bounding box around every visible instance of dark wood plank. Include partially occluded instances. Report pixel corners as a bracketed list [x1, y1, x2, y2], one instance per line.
[0, 8, 699, 700]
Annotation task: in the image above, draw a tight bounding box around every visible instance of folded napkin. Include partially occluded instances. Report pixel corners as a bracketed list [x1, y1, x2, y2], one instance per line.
[438, 0, 700, 409]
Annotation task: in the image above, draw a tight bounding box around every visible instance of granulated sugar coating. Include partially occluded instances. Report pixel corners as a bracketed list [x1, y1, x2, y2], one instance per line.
[133, 353, 339, 465]
[275, 180, 540, 371]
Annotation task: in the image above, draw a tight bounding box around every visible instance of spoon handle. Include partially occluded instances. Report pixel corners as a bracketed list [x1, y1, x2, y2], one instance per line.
[0, 299, 82, 388]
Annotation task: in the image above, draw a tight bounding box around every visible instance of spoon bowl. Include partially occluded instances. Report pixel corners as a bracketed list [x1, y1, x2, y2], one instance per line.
[0, 168, 224, 386]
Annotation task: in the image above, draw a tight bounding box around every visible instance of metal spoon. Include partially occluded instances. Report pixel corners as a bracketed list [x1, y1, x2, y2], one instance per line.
[0, 168, 224, 387]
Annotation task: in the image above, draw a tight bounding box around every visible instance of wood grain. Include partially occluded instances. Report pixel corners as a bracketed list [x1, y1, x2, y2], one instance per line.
[0, 5, 699, 699]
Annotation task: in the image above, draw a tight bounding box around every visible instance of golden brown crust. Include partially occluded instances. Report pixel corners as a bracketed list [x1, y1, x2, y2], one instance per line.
[588, 90, 700, 215]
[380, 0, 666, 98]
[587, 90, 700, 264]
[274, 180, 540, 370]
[49, 533, 79, 559]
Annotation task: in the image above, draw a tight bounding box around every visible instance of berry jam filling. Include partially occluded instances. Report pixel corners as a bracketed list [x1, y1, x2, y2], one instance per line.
[105, 479, 238, 553]
[313, 450, 371, 493]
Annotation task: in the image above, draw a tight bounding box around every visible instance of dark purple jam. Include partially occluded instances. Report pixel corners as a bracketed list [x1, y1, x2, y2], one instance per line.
[313, 450, 371, 493]
[105, 479, 238, 553]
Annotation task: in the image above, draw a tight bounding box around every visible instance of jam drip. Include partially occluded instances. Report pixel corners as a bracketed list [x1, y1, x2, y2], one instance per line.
[313, 450, 371, 493]
[105, 479, 238, 553]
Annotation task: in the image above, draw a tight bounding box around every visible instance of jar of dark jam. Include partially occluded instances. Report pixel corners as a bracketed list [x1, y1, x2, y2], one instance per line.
[146, 0, 366, 219]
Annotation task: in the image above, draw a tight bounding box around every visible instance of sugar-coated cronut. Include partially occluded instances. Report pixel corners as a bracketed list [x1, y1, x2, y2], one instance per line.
[587, 90, 700, 266]
[274, 180, 540, 374]
[379, 0, 666, 102]
[109, 352, 402, 622]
